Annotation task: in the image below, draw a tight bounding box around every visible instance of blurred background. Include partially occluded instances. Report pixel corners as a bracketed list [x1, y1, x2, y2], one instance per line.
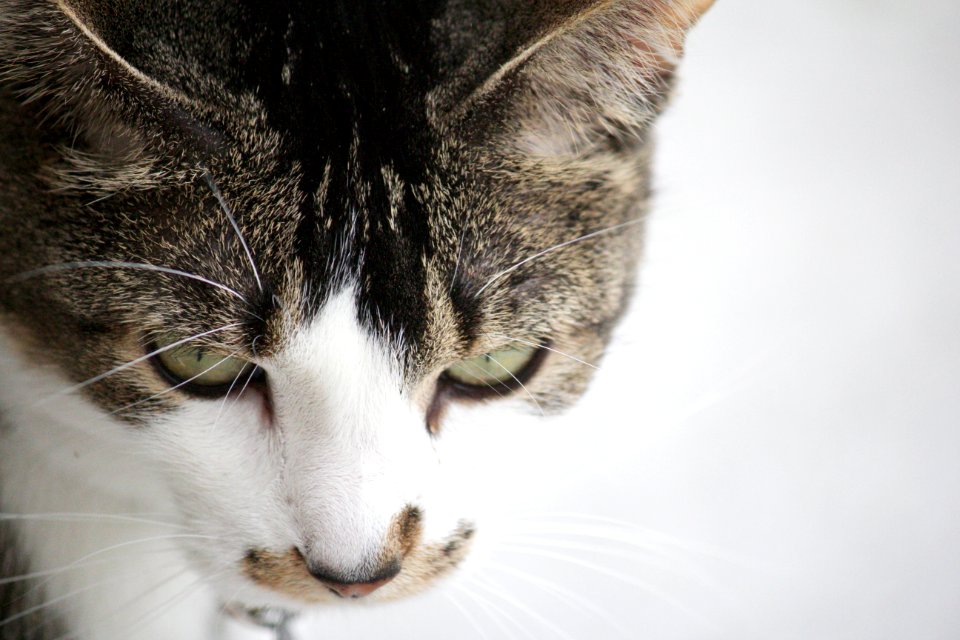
[289, 1, 960, 638]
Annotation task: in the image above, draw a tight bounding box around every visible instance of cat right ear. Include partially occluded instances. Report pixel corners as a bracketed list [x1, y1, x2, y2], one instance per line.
[446, 0, 715, 156]
[0, 0, 213, 192]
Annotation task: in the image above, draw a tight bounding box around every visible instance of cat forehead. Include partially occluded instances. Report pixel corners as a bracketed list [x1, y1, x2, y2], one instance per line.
[6, 0, 655, 362]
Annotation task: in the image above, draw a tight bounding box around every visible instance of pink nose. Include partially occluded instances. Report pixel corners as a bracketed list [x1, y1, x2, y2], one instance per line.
[319, 575, 395, 599]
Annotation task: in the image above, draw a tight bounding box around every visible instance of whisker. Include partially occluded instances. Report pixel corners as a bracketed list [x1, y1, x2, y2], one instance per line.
[453, 583, 530, 640]
[0, 513, 183, 529]
[0, 557, 119, 588]
[0, 548, 196, 632]
[7, 261, 251, 307]
[108, 351, 241, 417]
[449, 225, 468, 294]
[202, 169, 264, 294]
[485, 354, 545, 417]
[37, 565, 193, 640]
[459, 360, 507, 398]
[211, 369, 249, 431]
[0, 574, 128, 630]
[23, 533, 223, 604]
[486, 561, 633, 639]
[501, 534, 693, 575]
[93, 565, 230, 640]
[211, 361, 261, 434]
[506, 522, 669, 553]
[0, 545, 198, 589]
[443, 592, 493, 640]
[509, 512, 748, 564]
[32, 323, 242, 407]
[475, 216, 646, 297]
[468, 576, 580, 640]
[497, 543, 707, 622]
[484, 333, 598, 370]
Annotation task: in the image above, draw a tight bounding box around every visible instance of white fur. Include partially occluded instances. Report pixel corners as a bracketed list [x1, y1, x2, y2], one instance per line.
[0, 333, 217, 640]
[0, 285, 470, 639]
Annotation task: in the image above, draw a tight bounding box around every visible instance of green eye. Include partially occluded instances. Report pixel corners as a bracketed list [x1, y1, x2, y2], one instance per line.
[445, 344, 540, 388]
[153, 335, 254, 390]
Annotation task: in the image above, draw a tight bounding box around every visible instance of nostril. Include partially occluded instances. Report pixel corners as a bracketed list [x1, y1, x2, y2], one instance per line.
[306, 562, 401, 599]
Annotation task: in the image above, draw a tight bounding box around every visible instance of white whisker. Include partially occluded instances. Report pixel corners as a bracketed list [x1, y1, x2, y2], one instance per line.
[33, 323, 242, 406]
[486, 353, 545, 417]
[202, 169, 264, 294]
[0, 513, 183, 529]
[475, 216, 646, 297]
[0, 581, 114, 631]
[211, 361, 261, 434]
[443, 591, 493, 640]
[108, 350, 241, 417]
[93, 565, 229, 640]
[0, 545, 199, 590]
[210, 359, 254, 432]
[502, 534, 690, 574]
[469, 576, 580, 640]
[0, 558, 118, 588]
[487, 561, 633, 639]
[450, 225, 468, 294]
[484, 332, 598, 370]
[509, 512, 748, 564]
[498, 542, 707, 622]
[39, 566, 190, 640]
[453, 583, 530, 640]
[459, 360, 507, 398]
[23, 534, 222, 603]
[7, 261, 251, 307]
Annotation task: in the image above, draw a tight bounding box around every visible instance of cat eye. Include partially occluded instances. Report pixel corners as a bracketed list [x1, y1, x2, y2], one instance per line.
[443, 344, 544, 393]
[152, 335, 259, 396]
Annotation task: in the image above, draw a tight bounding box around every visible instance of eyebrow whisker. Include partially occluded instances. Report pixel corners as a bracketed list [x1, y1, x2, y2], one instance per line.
[475, 216, 646, 297]
[7, 261, 250, 305]
[202, 169, 264, 295]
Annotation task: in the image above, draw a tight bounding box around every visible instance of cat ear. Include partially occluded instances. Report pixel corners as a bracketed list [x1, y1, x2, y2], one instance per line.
[0, 0, 211, 191]
[455, 0, 715, 156]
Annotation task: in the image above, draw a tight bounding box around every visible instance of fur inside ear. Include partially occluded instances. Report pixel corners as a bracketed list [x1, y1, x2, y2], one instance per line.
[0, 0, 204, 193]
[468, 0, 715, 156]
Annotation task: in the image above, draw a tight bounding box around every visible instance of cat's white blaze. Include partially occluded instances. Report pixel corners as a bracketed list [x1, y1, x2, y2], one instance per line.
[137, 284, 459, 600]
[269, 286, 438, 574]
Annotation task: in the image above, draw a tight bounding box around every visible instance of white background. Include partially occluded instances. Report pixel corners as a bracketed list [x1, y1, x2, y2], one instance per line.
[292, 1, 960, 638]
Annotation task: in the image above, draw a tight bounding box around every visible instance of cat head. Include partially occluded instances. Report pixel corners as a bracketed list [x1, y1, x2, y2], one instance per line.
[0, 0, 711, 610]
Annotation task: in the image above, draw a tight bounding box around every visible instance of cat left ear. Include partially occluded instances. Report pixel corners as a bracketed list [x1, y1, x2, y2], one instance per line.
[455, 0, 715, 156]
[0, 0, 215, 192]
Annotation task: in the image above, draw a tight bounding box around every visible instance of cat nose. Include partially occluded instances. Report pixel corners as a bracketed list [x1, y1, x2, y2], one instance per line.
[306, 563, 400, 599]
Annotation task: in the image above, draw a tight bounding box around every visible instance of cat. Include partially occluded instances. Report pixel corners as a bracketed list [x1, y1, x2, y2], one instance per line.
[0, 1, 712, 638]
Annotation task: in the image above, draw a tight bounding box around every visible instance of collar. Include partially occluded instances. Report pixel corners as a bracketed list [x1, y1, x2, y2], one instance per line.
[224, 603, 297, 640]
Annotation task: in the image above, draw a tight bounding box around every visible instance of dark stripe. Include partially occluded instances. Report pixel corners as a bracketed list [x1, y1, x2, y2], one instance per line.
[232, 1, 446, 345]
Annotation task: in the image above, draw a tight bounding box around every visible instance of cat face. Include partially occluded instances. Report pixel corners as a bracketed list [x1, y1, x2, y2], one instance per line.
[0, 0, 710, 614]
